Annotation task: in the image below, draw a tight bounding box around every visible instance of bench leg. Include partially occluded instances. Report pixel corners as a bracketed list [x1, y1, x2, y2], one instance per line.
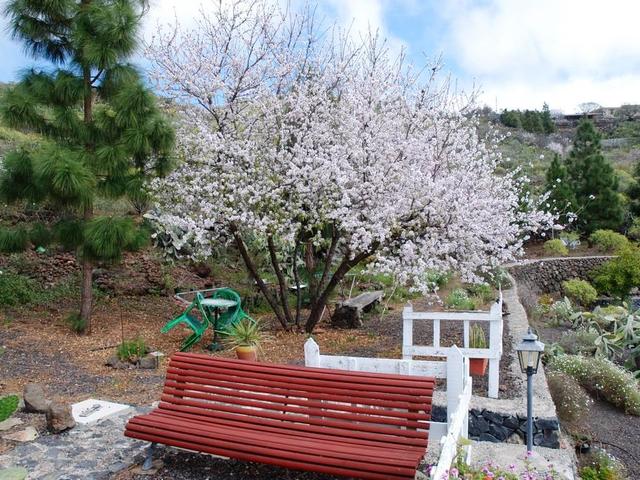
[142, 442, 156, 471]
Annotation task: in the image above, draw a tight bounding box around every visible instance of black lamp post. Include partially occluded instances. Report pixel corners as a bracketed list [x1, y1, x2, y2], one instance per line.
[515, 327, 545, 452]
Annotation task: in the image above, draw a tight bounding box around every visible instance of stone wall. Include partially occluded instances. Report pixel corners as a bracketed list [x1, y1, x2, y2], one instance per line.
[509, 256, 612, 295]
[432, 405, 560, 449]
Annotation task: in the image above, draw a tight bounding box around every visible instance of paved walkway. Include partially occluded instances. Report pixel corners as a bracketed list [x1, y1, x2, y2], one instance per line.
[0, 411, 147, 480]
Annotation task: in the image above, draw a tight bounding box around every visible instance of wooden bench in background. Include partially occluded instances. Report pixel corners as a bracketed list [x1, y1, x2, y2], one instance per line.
[124, 352, 434, 480]
[331, 290, 384, 328]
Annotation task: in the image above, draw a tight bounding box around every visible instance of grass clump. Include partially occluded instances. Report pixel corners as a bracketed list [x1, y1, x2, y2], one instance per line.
[465, 283, 495, 304]
[548, 354, 640, 415]
[0, 395, 19, 422]
[562, 278, 598, 307]
[445, 288, 476, 310]
[589, 229, 629, 253]
[0, 228, 29, 253]
[580, 448, 628, 480]
[64, 312, 87, 334]
[117, 337, 148, 362]
[0, 272, 35, 307]
[543, 238, 569, 256]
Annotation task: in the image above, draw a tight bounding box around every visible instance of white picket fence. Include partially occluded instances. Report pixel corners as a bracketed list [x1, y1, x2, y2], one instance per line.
[304, 339, 472, 477]
[402, 293, 503, 398]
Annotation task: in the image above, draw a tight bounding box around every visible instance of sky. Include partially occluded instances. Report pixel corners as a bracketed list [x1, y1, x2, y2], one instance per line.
[1, 0, 640, 113]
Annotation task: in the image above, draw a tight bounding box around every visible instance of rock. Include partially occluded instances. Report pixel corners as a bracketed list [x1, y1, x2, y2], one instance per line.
[0, 418, 23, 432]
[489, 423, 511, 441]
[481, 410, 504, 425]
[23, 383, 49, 413]
[138, 355, 157, 370]
[506, 432, 524, 444]
[536, 418, 559, 430]
[479, 432, 500, 443]
[503, 416, 520, 429]
[469, 414, 490, 434]
[46, 402, 75, 433]
[2, 426, 38, 442]
[0, 467, 28, 480]
[538, 429, 560, 449]
[105, 355, 129, 369]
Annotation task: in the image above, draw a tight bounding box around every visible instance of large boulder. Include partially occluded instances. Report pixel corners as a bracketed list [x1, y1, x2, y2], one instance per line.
[23, 384, 49, 413]
[46, 402, 75, 433]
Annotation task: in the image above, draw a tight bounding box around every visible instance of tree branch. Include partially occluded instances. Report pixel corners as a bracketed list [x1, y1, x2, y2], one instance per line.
[267, 234, 293, 326]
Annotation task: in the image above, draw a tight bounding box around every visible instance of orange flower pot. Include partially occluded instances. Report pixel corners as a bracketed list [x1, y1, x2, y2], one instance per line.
[469, 358, 488, 376]
[235, 345, 258, 361]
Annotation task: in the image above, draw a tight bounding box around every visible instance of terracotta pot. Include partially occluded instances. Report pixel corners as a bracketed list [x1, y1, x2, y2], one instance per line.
[235, 345, 258, 361]
[469, 358, 488, 376]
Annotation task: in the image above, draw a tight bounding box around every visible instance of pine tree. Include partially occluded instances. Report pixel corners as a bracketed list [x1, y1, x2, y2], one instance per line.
[541, 102, 555, 134]
[544, 154, 575, 226]
[565, 120, 622, 233]
[627, 161, 640, 217]
[1, 0, 175, 333]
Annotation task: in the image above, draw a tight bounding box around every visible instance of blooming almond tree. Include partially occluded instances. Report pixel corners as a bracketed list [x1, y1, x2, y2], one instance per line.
[146, 0, 552, 333]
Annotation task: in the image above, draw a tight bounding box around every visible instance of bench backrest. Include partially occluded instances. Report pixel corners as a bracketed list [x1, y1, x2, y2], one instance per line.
[160, 352, 434, 448]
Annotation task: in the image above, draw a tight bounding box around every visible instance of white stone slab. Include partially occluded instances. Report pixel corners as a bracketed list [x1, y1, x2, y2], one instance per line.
[71, 399, 132, 426]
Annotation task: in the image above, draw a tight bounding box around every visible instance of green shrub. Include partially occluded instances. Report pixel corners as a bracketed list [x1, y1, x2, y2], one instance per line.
[548, 354, 640, 415]
[546, 297, 576, 326]
[445, 288, 476, 310]
[117, 337, 148, 362]
[54, 219, 84, 251]
[580, 448, 628, 480]
[424, 270, 451, 289]
[591, 246, 640, 299]
[64, 312, 87, 334]
[547, 371, 591, 422]
[589, 229, 629, 253]
[28, 223, 52, 247]
[627, 218, 640, 241]
[0, 272, 35, 306]
[0, 228, 29, 253]
[481, 266, 513, 289]
[465, 283, 494, 304]
[0, 395, 19, 422]
[562, 278, 598, 306]
[557, 330, 598, 356]
[543, 238, 568, 256]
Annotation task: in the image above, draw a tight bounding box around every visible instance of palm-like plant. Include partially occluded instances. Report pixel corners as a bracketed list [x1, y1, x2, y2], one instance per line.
[222, 319, 263, 349]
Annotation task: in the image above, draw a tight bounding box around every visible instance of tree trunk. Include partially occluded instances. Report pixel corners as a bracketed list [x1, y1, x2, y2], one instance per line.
[267, 236, 293, 326]
[304, 250, 373, 333]
[231, 227, 289, 329]
[292, 241, 302, 327]
[79, 48, 94, 333]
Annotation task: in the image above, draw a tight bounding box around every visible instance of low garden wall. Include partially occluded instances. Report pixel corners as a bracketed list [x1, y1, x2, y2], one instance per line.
[509, 256, 611, 295]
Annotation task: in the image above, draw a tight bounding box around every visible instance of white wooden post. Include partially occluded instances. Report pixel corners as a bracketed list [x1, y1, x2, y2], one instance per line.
[446, 346, 464, 432]
[487, 299, 502, 399]
[402, 304, 414, 360]
[304, 338, 320, 367]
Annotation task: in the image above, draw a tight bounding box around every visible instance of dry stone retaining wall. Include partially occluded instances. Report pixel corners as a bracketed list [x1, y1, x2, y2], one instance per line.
[509, 256, 612, 295]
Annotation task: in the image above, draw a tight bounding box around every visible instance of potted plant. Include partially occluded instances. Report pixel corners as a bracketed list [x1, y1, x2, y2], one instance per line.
[223, 319, 262, 361]
[469, 324, 488, 376]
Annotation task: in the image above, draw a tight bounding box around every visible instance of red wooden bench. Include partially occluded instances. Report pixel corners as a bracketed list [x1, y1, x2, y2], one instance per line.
[124, 352, 434, 480]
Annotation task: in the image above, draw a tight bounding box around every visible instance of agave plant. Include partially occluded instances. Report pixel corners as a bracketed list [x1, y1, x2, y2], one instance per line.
[0, 395, 19, 422]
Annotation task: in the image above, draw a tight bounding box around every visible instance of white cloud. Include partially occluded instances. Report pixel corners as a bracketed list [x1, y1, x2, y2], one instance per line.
[441, 0, 640, 112]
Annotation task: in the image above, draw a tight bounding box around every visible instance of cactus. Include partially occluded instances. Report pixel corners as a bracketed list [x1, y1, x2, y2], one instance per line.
[0, 395, 19, 422]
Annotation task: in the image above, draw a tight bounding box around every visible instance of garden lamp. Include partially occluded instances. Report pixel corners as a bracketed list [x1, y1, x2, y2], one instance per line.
[515, 328, 545, 452]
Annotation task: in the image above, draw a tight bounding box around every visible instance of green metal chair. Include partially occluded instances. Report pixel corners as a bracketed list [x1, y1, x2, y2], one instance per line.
[206, 287, 250, 331]
[161, 292, 211, 351]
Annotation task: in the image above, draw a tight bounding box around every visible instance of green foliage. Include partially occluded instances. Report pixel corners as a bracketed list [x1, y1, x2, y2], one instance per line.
[543, 238, 569, 256]
[544, 154, 576, 225]
[566, 120, 623, 233]
[547, 371, 591, 422]
[562, 279, 598, 306]
[557, 330, 598, 356]
[499, 109, 520, 128]
[627, 160, 640, 218]
[580, 449, 628, 480]
[481, 266, 513, 289]
[64, 312, 87, 334]
[559, 231, 581, 249]
[548, 354, 640, 415]
[627, 218, 640, 241]
[465, 283, 494, 304]
[589, 229, 629, 252]
[117, 337, 148, 362]
[445, 288, 476, 310]
[0, 395, 19, 422]
[1, 0, 175, 323]
[0, 227, 29, 253]
[544, 297, 578, 326]
[469, 324, 487, 348]
[28, 222, 52, 247]
[499, 105, 555, 134]
[0, 272, 35, 306]
[424, 270, 451, 290]
[592, 246, 640, 299]
[222, 319, 263, 349]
